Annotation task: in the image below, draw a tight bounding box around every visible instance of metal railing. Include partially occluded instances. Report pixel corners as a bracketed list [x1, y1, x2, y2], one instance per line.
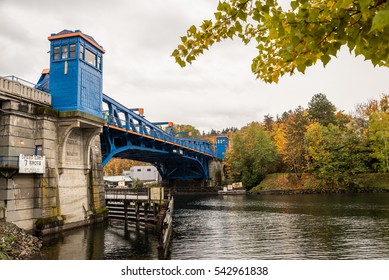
[105, 187, 149, 201]
[102, 94, 216, 157]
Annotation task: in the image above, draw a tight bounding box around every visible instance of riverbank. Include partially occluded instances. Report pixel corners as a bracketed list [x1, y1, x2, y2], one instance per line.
[250, 173, 389, 194]
[0, 222, 42, 260]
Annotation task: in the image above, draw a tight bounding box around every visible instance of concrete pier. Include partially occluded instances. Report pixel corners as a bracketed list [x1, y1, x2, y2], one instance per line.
[0, 76, 106, 233]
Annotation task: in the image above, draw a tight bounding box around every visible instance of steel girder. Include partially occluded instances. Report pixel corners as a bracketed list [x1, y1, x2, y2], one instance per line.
[101, 94, 215, 180]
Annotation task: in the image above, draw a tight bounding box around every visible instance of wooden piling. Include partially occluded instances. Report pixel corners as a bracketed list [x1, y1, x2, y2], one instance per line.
[105, 188, 174, 256]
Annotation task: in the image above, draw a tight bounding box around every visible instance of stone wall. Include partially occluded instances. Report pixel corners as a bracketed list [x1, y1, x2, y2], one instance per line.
[208, 159, 226, 187]
[0, 97, 105, 233]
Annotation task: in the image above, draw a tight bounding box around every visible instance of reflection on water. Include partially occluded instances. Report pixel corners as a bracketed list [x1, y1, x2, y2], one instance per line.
[38, 193, 389, 260]
[38, 221, 161, 260]
[171, 193, 389, 259]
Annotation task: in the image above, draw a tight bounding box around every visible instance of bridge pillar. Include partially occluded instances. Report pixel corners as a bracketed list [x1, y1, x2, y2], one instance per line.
[0, 81, 106, 233]
[55, 112, 105, 227]
[208, 160, 226, 187]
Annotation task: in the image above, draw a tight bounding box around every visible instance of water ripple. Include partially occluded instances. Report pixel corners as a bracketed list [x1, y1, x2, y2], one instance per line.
[171, 193, 389, 259]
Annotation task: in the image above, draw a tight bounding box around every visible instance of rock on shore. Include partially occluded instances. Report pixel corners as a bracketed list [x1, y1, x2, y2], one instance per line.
[0, 221, 42, 260]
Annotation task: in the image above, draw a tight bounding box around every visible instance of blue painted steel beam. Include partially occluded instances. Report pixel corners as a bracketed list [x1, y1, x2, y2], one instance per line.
[101, 94, 216, 180]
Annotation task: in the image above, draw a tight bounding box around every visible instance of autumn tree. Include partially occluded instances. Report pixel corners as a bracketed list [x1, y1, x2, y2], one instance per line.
[306, 122, 370, 186]
[225, 122, 278, 189]
[357, 94, 389, 117]
[173, 0, 389, 83]
[369, 111, 389, 172]
[103, 158, 148, 176]
[283, 106, 309, 177]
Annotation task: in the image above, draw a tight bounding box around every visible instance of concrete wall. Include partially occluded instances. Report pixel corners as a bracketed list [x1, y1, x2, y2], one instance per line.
[208, 160, 226, 187]
[0, 96, 105, 233]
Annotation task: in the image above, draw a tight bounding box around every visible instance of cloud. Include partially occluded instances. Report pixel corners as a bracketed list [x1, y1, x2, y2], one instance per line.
[0, 0, 388, 133]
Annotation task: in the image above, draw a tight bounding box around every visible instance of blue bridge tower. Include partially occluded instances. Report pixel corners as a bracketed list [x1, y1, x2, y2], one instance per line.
[215, 135, 229, 159]
[48, 30, 105, 118]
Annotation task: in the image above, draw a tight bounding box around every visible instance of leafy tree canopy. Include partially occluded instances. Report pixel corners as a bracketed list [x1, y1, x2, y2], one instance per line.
[225, 122, 278, 189]
[172, 0, 389, 83]
[308, 93, 337, 126]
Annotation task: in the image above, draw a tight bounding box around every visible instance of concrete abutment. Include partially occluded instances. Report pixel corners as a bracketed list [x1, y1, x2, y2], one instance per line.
[0, 94, 106, 234]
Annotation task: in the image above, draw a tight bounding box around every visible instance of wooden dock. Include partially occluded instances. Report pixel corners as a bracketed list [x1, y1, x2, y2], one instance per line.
[105, 187, 173, 256]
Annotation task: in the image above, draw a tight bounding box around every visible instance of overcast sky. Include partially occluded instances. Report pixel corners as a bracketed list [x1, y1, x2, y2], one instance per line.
[0, 0, 388, 133]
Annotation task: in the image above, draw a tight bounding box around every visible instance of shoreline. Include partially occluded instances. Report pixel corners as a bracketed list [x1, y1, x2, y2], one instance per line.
[249, 173, 389, 195]
[251, 187, 389, 195]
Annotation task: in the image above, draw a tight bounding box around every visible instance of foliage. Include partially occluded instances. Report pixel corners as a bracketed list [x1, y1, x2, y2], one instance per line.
[356, 94, 389, 117]
[305, 123, 369, 186]
[368, 111, 389, 172]
[308, 93, 337, 126]
[173, 0, 389, 83]
[103, 158, 148, 176]
[221, 93, 388, 190]
[133, 179, 144, 188]
[225, 122, 278, 189]
[282, 106, 310, 177]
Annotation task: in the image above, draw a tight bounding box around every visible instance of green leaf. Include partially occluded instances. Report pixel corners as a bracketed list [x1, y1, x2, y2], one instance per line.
[370, 10, 389, 32]
[297, 63, 306, 73]
[186, 55, 196, 64]
[235, 21, 243, 33]
[188, 25, 197, 34]
[286, 12, 295, 23]
[217, 1, 224, 11]
[238, 10, 248, 21]
[175, 57, 186, 67]
[171, 49, 179, 57]
[338, 0, 354, 9]
[223, 2, 231, 14]
[290, 1, 299, 11]
[358, 0, 371, 20]
[214, 12, 222, 21]
[201, 20, 212, 31]
[321, 54, 331, 67]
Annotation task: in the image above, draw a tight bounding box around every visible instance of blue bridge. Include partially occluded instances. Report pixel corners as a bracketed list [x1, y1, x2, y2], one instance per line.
[33, 29, 228, 182]
[101, 94, 217, 180]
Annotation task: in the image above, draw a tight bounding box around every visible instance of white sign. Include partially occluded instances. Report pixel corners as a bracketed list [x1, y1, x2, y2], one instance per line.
[19, 154, 46, 174]
[149, 187, 164, 202]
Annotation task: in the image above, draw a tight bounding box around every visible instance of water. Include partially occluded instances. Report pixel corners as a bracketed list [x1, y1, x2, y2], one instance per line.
[38, 193, 389, 259]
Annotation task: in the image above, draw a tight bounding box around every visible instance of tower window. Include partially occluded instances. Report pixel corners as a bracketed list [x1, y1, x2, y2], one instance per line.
[85, 48, 96, 67]
[69, 44, 76, 58]
[79, 45, 84, 59]
[53, 46, 60, 60]
[62, 45, 68, 59]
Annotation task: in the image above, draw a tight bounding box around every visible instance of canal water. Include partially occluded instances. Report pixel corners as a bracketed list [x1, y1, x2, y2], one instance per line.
[38, 193, 389, 259]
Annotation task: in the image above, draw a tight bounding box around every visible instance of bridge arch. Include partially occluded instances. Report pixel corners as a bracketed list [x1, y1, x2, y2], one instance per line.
[101, 94, 216, 181]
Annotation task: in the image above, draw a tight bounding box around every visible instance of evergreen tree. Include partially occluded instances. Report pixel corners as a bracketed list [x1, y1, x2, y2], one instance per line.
[308, 93, 337, 126]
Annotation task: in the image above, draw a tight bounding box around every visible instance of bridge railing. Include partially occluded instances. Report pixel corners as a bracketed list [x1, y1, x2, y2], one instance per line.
[102, 94, 215, 157]
[0, 76, 52, 106]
